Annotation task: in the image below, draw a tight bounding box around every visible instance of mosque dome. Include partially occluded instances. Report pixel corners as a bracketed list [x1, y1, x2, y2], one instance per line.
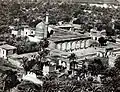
[35, 22, 47, 39]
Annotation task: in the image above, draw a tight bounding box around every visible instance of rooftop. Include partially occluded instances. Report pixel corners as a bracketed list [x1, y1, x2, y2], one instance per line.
[56, 24, 82, 29]
[0, 44, 17, 50]
[0, 41, 7, 45]
[49, 27, 91, 43]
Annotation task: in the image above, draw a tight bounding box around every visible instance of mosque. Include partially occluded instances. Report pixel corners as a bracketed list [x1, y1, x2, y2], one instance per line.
[31, 12, 91, 54]
[10, 12, 91, 55]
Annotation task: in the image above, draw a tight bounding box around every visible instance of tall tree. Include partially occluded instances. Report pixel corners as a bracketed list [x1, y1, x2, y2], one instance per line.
[98, 37, 107, 46]
[67, 53, 78, 70]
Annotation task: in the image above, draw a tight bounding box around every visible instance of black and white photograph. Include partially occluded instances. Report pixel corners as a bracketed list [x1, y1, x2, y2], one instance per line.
[0, 0, 120, 92]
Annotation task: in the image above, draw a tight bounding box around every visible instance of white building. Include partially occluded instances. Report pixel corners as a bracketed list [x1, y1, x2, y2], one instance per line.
[35, 12, 49, 40]
[28, 12, 49, 42]
[22, 72, 43, 85]
[0, 44, 17, 59]
[11, 25, 35, 37]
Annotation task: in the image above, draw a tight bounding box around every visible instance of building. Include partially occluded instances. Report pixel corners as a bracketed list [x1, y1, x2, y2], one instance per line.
[35, 12, 49, 40]
[49, 27, 91, 52]
[11, 25, 35, 37]
[0, 44, 17, 59]
[35, 22, 48, 39]
[56, 24, 82, 33]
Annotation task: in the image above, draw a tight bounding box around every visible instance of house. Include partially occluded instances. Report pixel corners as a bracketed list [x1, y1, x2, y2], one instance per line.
[90, 27, 102, 41]
[0, 44, 17, 59]
[11, 24, 35, 37]
[22, 72, 43, 85]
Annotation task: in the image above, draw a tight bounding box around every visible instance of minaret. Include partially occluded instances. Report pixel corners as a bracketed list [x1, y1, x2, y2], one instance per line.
[46, 12, 49, 25]
[44, 12, 49, 38]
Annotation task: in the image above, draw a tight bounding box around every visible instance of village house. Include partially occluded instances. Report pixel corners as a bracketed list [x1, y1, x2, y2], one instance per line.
[0, 44, 17, 59]
[11, 24, 35, 37]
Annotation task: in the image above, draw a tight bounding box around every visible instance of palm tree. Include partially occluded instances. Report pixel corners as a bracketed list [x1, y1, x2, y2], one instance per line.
[42, 38, 49, 49]
[67, 53, 78, 70]
[38, 38, 49, 51]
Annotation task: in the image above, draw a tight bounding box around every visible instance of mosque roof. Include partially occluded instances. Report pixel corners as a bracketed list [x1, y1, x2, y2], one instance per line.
[49, 27, 91, 43]
[36, 22, 45, 28]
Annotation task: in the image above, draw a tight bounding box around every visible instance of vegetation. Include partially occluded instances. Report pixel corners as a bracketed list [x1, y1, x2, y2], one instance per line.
[98, 37, 107, 46]
[0, 1, 120, 34]
[0, 58, 20, 92]
[1, 1, 120, 92]
[115, 55, 120, 70]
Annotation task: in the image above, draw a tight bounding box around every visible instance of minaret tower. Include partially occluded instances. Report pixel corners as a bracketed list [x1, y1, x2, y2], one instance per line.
[44, 12, 49, 38]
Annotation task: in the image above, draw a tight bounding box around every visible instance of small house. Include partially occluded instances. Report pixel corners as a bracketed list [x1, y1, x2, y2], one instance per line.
[0, 44, 17, 59]
[11, 24, 35, 37]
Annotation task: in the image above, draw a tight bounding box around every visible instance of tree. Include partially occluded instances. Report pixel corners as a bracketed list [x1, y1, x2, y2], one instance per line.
[104, 67, 119, 77]
[88, 58, 104, 76]
[17, 81, 41, 92]
[67, 53, 77, 61]
[98, 37, 107, 46]
[42, 38, 49, 49]
[115, 20, 120, 30]
[102, 67, 120, 92]
[1, 69, 20, 92]
[115, 56, 120, 70]
[22, 57, 37, 74]
[67, 53, 78, 70]
[106, 22, 116, 36]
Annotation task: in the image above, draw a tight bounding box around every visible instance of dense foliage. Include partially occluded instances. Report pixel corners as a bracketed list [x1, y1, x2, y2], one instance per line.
[1, 0, 120, 34]
[1, 1, 120, 92]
